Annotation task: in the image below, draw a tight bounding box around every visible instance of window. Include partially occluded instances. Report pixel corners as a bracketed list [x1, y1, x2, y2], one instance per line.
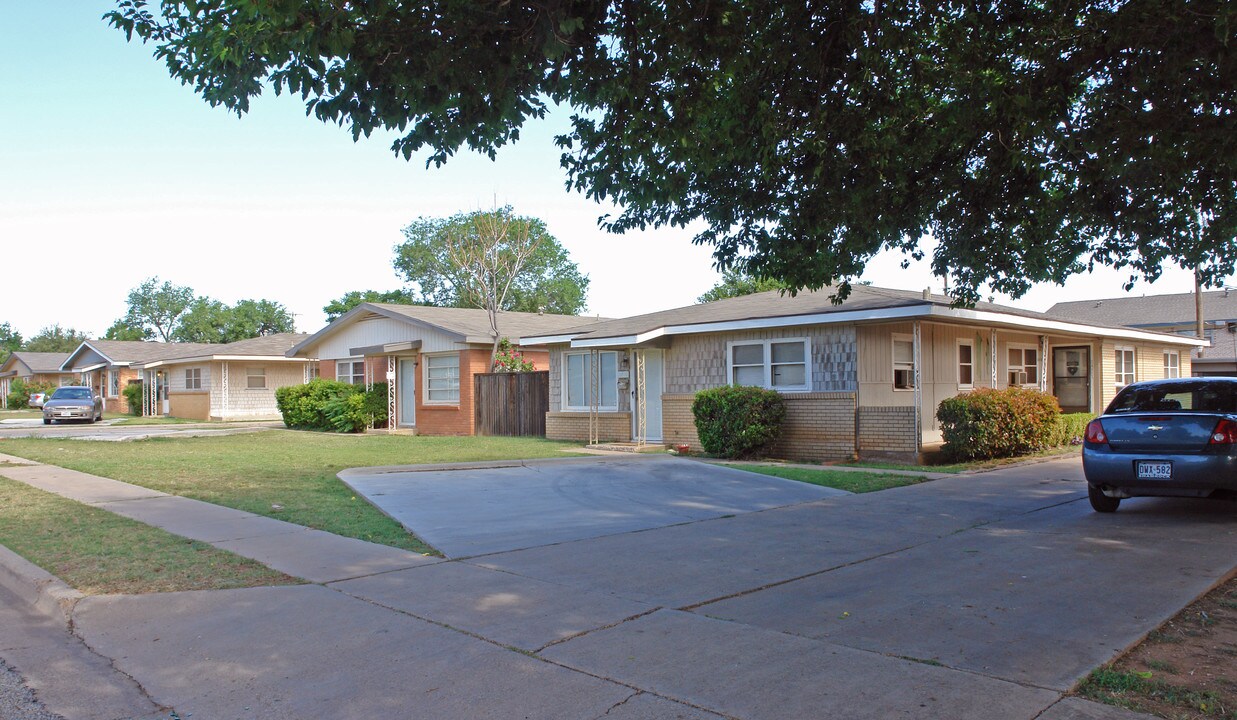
[336, 358, 365, 385]
[1115, 347, 1136, 387]
[108, 370, 120, 397]
[727, 339, 810, 392]
[1163, 351, 1180, 379]
[893, 335, 915, 390]
[564, 351, 618, 410]
[246, 367, 266, 389]
[185, 368, 202, 390]
[307, 364, 320, 380]
[1007, 346, 1039, 387]
[425, 354, 461, 404]
[957, 341, 974, 388]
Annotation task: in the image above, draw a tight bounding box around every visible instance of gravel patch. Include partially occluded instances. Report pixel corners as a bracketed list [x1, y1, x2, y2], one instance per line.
[0, 659, 64, 720]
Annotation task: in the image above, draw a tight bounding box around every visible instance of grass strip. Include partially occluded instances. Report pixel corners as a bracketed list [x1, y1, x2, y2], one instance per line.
[724, 463, 931, 493]
[842, 447, 1080, 475]
[0, 475, 300, 595]
[1077, 668, 1230, 718]
[0, 432, 583, 555]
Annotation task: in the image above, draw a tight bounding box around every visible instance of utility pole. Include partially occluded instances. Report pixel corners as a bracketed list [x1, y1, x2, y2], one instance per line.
[1195, 269, 1206, 358]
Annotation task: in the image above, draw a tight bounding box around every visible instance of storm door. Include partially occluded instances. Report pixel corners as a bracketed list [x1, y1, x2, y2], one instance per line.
[1052, 346, 1091, 413]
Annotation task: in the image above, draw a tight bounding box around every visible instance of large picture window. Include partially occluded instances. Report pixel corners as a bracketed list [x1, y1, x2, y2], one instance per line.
[336, 358, 365, 385]
[1116, 347, 1136, 387]
[893, 335, 915, 390]
[727, 339, 810, 392]
[1007, 346, 1039, 387]
[564, 351, 618, 410]
[424, 354, 461, 404]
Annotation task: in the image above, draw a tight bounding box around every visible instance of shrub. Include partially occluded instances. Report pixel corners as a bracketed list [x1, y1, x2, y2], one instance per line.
[122, 381, 144, 415]
[323, 393, 370, 433]
[691, 386, 787, 459]
[1049, 412, 1096, 447]
[7, 379, 57, 410]
[361, 382, 389, 429]
[937, 387, 1061, 461]
[492, 338, 536, 372]
[275, 379, 356, 430]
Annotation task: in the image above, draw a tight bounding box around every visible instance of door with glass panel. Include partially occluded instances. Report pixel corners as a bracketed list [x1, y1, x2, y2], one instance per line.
[398, 358, 417, 427]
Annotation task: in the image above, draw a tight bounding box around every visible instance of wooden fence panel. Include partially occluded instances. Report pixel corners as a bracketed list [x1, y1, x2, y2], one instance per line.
[474, 371, 549, 436]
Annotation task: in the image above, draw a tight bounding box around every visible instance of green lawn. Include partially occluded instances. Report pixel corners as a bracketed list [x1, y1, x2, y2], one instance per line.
[725, 463, 932, 493]
[841, 446, 1080, 475]
[0, 410, 43, 420]
[0, 475, 300, 594]
[0, 431, 583, 555]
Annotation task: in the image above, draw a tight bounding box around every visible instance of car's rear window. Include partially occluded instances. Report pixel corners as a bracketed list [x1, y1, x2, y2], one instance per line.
[1108, 382, 1237, 414]
[51, 388, 92, 400]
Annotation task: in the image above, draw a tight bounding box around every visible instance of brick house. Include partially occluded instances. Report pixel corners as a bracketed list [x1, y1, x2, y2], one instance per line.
[130, 334, 313, 421]
[287, 303, 603, 436]
[521, 285, 1205, 463]
[60, 340, 215, 415]
[0, 352, 77, 408]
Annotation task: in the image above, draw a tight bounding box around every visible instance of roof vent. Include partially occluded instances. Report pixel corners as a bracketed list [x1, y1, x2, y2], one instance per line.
[1094, 300, 1102, 308]
[922, 288, 931, 300]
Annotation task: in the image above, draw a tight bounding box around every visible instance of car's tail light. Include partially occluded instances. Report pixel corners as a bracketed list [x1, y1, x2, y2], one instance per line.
[1208, 418, 1237, 445]
[1085, 419, 1108, 445]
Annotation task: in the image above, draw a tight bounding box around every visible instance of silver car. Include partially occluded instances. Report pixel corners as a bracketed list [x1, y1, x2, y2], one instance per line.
[42, 386, 103, 424]
[1082, 377, 1237, 512]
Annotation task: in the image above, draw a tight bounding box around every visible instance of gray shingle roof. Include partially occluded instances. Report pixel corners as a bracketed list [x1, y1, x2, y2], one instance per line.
[157, 333, 312, 362]
[369, 304, 609, 342]
[1047, 290, 1237, 328]
[3, 352, 73, 375]
[65, 340, 218, 368]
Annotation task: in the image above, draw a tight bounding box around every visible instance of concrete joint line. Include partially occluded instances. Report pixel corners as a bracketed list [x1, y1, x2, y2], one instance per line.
[533, 607, 663, 654]
[71, 613, 175, 716]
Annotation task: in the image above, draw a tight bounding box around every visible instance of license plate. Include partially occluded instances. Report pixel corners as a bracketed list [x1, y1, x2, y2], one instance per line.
[57, 411, 73, 417]
[1137, 461, 1172, 479]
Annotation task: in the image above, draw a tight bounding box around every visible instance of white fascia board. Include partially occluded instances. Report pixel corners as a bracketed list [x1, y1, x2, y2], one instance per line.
[518, 333, 585, 346]
[927, 307, 1209, 347]
[74, 362, 109, 372]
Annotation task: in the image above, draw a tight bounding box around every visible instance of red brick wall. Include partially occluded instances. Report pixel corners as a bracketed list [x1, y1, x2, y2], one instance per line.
[414, 349, 486, 436]
[318, 359, 336, 381]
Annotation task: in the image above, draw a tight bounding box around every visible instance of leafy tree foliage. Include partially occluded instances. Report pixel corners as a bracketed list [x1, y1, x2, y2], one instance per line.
[173, 298, 295, 343]
[698, 270, 789, 304]
[24, 325, 90, 353]
[107, 0, 1236, 304]
[322, 290, 416, 323]
[226, 299, 296, 339]
[395, 208, 589, 315]
[0, 323, 22, 366]
[122, 277, 194, 342]
[103, 319, 149, 341]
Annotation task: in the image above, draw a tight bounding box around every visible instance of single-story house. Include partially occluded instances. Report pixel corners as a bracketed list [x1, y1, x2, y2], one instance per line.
[1049, 289, 1237, 376]
[287, 303, 603, 435]
[60, 340, 216, 415]
[130, 333, 313, 421]
[521, 285, 1206, 463]
[0, 352, 77, 408]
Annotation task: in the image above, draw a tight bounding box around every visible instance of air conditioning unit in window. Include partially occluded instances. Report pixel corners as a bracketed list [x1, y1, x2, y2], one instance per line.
[1010, 371, 1028, 386]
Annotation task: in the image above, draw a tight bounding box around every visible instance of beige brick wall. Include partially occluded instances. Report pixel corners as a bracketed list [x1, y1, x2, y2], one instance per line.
[857, 406, 919, 457]
[663, 392, 857, 462]
[546, 412, 632, 443]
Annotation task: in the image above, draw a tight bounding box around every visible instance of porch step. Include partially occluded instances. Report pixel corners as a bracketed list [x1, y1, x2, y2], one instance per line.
[585, 442, 667, 453]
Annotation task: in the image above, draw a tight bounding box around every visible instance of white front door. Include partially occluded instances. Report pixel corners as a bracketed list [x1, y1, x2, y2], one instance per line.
[398, 358, 417, 427]
[633, 349, 664, 442]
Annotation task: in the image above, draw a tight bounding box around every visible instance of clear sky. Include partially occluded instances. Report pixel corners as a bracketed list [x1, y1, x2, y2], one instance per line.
[0, 2, 1223, 340]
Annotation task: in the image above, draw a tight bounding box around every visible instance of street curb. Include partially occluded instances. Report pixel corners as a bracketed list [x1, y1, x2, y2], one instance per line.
[0, 545, 82, 629]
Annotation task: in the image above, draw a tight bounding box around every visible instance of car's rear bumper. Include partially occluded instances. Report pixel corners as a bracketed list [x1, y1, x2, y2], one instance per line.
[1083, 447, 1237, 497]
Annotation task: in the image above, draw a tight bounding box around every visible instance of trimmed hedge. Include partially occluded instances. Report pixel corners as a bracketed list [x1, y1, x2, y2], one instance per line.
[1049, 412, 1096, 447]
[691, 386, 786, 459]
[936, 387, 1061, 460]
[274, 379, 389, 433]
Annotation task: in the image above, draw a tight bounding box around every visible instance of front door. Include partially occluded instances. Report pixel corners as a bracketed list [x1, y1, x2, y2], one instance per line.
[633, 349, 664, 442]
[1052, 346, 1091, 413]
[398, 358, 417, 427]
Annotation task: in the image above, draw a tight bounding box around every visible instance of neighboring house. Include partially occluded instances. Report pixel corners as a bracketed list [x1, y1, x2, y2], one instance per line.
[60, 340, 216, 415]
[287, 303, 603, 435]
[0, 352, 76, 408]
[130, 334, 313, 421]
[521, 285, 1205, 463]
[1049, 289, 1237, 376]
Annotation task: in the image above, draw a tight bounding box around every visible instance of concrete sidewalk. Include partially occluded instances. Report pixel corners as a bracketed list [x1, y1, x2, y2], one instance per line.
[0, 452, 1199, 719]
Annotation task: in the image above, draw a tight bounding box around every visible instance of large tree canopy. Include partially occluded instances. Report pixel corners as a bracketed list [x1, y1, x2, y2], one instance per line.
[395, 208, 589, 314]
[108, 1, 1235, 304]
[322, 290, 417, 323]
[24, 325, 91, 354]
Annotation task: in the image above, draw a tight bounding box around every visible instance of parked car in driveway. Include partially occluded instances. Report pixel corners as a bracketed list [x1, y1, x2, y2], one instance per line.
[28, 392, 48, 408]
[41, 386, 103, 424]
[1082, 377, 1237, 512]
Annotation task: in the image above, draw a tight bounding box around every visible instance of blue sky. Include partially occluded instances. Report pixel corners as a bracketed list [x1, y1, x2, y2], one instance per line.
[0, 1, 1213, 339]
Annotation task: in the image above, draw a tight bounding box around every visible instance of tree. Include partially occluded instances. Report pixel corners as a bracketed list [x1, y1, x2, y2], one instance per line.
[103, 319, 149, 341]
[322, 290, 416, 323]
[698, 270, 789, 304]
[0, 323, 22, 366]
[173, 298, 296, 343]
[24, 325, 90, 353]
[123, 277, 194, 342]
[173, 298, 231, 343]
[107, 1, 1236, 305]
[226, 299, 296, 339]
[395, 208, 589, 315]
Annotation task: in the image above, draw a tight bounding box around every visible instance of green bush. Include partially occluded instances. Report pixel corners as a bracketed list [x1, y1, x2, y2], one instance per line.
[6, 379, 57, 410]
[323, 393, 370, 433]
[1048, 412, 1096, 447]
[122, 382, 144, 415]
[275, 379, 389, 432]
[936, 387, 1061, 461]
[691, 386, 787, 459]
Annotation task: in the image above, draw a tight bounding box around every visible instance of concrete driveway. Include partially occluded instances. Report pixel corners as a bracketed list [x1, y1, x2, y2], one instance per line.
[4, 454, 1234, 719]
[340, 456, 848, 556]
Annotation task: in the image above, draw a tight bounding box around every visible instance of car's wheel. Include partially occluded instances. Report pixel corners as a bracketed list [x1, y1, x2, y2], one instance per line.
[1088, 484, 1121, 513]
[42, 418, 50, 425]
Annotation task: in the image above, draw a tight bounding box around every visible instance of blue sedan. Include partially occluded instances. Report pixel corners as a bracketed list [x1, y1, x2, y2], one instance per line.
[1082, 377, 1237, 512]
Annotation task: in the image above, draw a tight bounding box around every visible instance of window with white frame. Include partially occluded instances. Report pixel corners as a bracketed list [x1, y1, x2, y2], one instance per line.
[1115, 347, 1136, 387]
[728, 339, 810, 392]
[1163, 351, 1180, 379]
[246, 367, 266, 389]
[185, 368, 202, 390]
[1007, 345, 1039, 387]
[893, 335, 915, 390]
[336, 358, 365, 385]
[108, 370, 120, 397]
[957, 340, 974, 388]
[424, 354, 461, 404]
[564, 351, 618, 410]
[307, 364, 320, 380]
